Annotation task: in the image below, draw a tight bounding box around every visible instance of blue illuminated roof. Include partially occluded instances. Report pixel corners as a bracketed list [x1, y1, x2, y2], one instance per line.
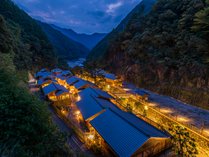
[90, 109, 148, 157]
[42, 83, 57, 95]
[51, 68, 62, 73]
[42, 83, 68, 96]
[66, 76, 79, 85]
[99, 70, 117, 80]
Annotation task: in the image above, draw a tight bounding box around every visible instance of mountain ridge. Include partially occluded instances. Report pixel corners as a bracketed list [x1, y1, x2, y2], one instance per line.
[51, 24, 106, 50]
[38, 21, 89, 60]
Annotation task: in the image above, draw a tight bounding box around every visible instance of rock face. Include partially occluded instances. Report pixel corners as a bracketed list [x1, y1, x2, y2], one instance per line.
[88, 0, 209, 109]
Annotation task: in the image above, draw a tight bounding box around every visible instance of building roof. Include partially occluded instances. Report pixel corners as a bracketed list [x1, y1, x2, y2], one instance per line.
[35, 71, 51, 78]
[66, 76, 79, 85]
[56, 74, 67, 81]
[42, 83, 57, 95]
[51, 68, 62, 73]
[42, 83, 68, 96]
[99, 70, 117, 80]
[62, 70, 72, 76]
[76, 87, 117, 120]
[90, 109, 149, 157]
[74, 80, 88, 90]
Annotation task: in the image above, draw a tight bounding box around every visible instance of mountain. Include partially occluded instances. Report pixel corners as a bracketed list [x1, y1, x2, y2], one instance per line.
[38, 21, 89, 60]
[87, 0, 209, 109]
[87, 0, 156, 61]
[0, 0, 61, 71]
[51, 25, 106, 50]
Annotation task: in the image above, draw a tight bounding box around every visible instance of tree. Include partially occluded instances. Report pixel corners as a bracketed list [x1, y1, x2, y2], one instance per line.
[169, 125, 198, 157]
[0, 70, 72, 157]
[192, 0, 209, 37]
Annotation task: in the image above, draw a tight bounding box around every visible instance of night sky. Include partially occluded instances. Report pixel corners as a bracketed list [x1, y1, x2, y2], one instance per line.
[12, 0, 142, 34]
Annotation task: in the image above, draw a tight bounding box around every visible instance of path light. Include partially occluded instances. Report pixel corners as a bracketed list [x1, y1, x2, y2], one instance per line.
[107, 85, 110, 89]
[144, 105, 149, 111]
[177, 116, 192, 123]
[77, 95, 81, 101]
[88, 134, 94, 140]
[160, 108, 173, 114]
[75, 110, 80, 115]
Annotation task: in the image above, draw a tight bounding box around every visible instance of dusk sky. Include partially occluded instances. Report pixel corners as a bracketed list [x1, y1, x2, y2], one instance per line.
[12, 0, 142, 34]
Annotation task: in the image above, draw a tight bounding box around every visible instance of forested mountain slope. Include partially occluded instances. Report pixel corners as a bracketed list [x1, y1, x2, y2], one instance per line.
[87, 0, 209, 109]
[52, 25, 106, 50]
[38, 21, 89, 60]
[0, 0, 59, 71]
[0, 1, 72, 156]
[87, 0, 156, 61]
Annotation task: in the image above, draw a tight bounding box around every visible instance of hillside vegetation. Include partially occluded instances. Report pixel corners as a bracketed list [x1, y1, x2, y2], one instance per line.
[0, 1, 72, 156]
[0, 0, 61, 71]
[87, 0, 209, 109]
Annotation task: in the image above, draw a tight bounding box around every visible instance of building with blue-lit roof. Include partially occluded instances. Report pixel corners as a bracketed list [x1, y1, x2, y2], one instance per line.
[75, 87, 170, 157]
[42, 82, 70, 101]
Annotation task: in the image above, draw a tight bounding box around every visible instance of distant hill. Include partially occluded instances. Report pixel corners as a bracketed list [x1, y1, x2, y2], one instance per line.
[87, 0, 156, 61]
[38, 21, 89, 60]
[51, 25, 106, 50]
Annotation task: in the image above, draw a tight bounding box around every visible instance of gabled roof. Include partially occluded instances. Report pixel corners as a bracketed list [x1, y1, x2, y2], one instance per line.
[56, 74, 66, 81]
[74, 80, 89, 90]
[51, 68, 62, 73]
[76, 94, 104, 120]
[62, 70, 72, 76]
[90, 109, 149, 157]
[37, 79, 50, 86]
[35, 71, 51, 78]
[99, 70, 117, 80]
[42, 83, 57, 95]
[79, 87, 113, 99]
[75, 87, 115, 120]
[66, 76, 79, 85]
[42, 83, 68, 96]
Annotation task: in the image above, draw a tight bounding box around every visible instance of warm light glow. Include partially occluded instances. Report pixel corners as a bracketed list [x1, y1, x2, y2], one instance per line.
[144, 105, 148, 110]
[107, 85, 110, 89]
[160, 108, 173, 114]
[149, 102, 157, 107]
[88, 134, 94, 140]
[77, 95, 81, 101]
[203, 129, 209, 136]
[75, 110, 80, 115]
[177, 116, 192, 123]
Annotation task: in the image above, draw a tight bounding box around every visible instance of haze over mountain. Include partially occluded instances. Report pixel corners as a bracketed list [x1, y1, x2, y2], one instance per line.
[87, 0, 209, 109]
[51, 25, 106, 50]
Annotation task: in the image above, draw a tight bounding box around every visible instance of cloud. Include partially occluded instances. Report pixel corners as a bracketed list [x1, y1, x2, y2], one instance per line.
[12, 0, 142, 34]
[106, 1, 123, 14]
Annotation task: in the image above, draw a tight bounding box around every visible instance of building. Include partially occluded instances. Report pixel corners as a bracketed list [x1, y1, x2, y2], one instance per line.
[66, 76, 95, 93]
[75, 87, 170, 157]
[42, 82, 70, 101]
